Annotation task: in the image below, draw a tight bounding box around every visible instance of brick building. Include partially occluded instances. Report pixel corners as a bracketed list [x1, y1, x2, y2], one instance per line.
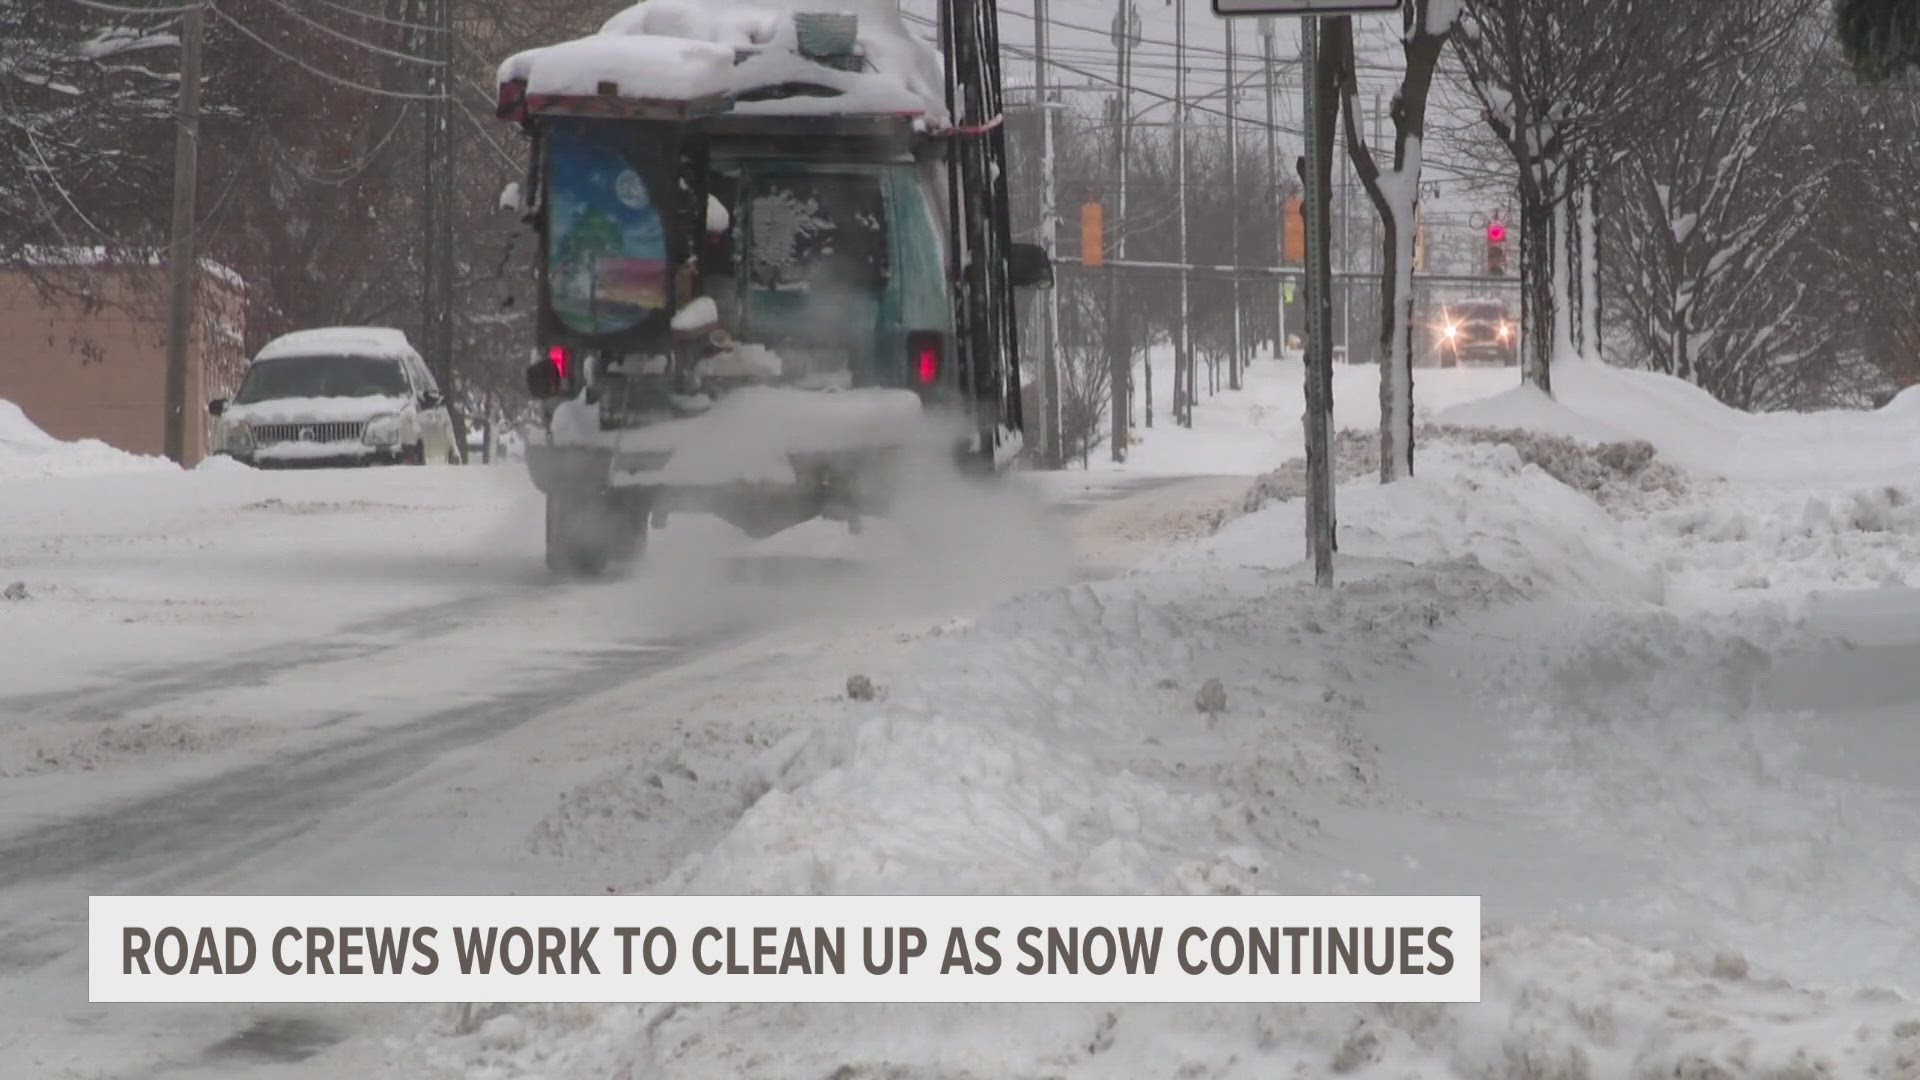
[0, 255, 247, 467]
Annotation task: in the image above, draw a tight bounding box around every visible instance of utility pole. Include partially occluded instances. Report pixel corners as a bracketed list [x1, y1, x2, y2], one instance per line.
[1034, 0, 1061, 468]
[423, 0, 462, 460]
[1112, 1, 1142, 426]
[163, 1, 205, 466]
[1106, 86, 1128, 463]
[1262, 19, 1284, 362]
[1175, 0, 1191, 426]
[1338, 67, 1351, 367]
[1225, 19, 1242, 391]
[1300, 16, 1335, 587]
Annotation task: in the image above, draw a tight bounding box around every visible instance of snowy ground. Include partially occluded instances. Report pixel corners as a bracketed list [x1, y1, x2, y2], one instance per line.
[1088, 350, 1518, 476]
[5, 358, 1920, 1077]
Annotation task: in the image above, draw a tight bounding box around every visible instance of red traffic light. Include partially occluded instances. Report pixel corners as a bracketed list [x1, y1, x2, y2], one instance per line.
[1487, 221, 1508, 244]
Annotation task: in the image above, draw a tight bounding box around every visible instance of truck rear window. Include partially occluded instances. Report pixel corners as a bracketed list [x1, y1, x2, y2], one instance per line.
[742, 174, 888, 296]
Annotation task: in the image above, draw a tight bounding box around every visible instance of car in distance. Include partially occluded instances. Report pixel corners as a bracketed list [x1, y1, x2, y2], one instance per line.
[208, 328, 457, 468]
[1433, 299, 1518, 367]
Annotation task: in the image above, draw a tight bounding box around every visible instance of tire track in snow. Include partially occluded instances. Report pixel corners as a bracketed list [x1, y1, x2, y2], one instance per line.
[0, 636, 730, 894]
[0, 583, 559, 725]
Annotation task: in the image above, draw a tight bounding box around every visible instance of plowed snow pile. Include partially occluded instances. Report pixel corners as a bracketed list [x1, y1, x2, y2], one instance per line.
[419, 362, 1920, 1077]
[0, 400, 176, 479]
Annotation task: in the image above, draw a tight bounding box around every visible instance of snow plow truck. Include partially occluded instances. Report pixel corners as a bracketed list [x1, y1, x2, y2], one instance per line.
[497, 0, 1050, 574]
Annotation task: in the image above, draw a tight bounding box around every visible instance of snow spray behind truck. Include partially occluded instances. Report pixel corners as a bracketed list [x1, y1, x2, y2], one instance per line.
[497, 0, 1051, 574]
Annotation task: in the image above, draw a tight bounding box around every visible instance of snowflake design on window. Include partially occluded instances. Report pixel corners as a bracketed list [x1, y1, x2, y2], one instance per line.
[747, 187, 836, 289]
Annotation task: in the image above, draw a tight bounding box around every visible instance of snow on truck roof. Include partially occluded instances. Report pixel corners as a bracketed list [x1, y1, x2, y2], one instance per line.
[253, 327, 419, 364]
[497, 0, 947, 124]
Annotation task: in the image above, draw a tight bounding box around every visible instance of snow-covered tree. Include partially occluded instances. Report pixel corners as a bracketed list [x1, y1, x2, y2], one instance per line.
[1801, 61, 1920, 392]
[1333, 0, 1461, 481]
[1604, 22, 1828, 409]
[0, 1, 178, 263]
[1452, 0, 1804, 395]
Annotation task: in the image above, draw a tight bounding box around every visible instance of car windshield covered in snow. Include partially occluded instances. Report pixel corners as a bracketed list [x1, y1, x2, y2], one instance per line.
[233, 355, 411, 403]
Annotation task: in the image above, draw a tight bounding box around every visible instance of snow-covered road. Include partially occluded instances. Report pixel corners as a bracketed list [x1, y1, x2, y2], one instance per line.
[0, 440, 1250, 1075]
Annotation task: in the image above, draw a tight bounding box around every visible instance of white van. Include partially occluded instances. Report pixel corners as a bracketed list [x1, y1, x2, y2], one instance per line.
[207, 328, 458, 468]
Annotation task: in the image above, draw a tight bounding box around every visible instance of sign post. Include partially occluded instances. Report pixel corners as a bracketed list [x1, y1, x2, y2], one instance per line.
[1298, 17, 1335, 586]
[1211, 0, 1399, 587]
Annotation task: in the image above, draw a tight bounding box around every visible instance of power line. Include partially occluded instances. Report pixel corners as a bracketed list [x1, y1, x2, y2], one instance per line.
[250, 0, 445, 66]
[451, 95, 522, 174]
[307, 0, 447, 34]
[942, 15, 1491, 189]
[208, 3, 445, 101]
[60, 0, 203, 16]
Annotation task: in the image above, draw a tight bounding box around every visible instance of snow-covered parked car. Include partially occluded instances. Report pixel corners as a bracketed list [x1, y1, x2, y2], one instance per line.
[208, 328, 458, 468]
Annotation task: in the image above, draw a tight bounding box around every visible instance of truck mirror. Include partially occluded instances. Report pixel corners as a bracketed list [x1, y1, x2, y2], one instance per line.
[207, 398, 227, 417]
[1009, 243, 1054, 291]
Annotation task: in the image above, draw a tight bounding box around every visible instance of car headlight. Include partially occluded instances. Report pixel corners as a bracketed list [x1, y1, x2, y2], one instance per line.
[363, 414, 403, 447]
[222, 423, 254, 452]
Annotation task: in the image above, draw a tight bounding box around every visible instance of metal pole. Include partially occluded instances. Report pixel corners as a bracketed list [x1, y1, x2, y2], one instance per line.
[1338, 66, 1351, 366]
[163, 2, 204, 465]
[1300, 16, 1334, 587]
[1175, 0, 1191, 426]
[1114, 2, 1142, 426]
[1034, 0, 1061, 468]
[1226, 19, 1242, 391]
[423, 0, 462, 461]
[1108, 79, 1129, 463]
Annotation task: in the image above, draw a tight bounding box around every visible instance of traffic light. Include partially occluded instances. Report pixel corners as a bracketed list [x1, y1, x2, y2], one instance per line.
[1081, 203, 1104, 267]
[1486, 220, 1508, 276]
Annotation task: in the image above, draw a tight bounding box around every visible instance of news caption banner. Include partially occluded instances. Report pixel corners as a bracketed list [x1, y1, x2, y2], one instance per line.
[93, 895, 1480, 1003]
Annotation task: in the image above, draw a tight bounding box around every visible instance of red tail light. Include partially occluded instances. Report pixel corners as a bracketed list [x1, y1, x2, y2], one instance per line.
[497, 77, 528, 120]
[909, 333, 941, 387]
[548, 345, 570, 381]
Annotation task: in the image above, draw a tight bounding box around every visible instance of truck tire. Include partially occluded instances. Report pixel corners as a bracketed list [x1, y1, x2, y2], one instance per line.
[545, 495, 648, 577]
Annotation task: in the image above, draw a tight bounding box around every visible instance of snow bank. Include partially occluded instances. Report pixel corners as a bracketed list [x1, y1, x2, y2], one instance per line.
[419, 358, 1920, 1075]
[1876, 383, 1920, 418]
[432, 929, 1918, 1076]
[192, 454, 251, 472]
[0, 400, 177, 480]
[252, 327, 418, 364]
[1433, 380, 1634, 445]
[1437, 359, 1920, 484]
[656, 450, 1651, 892]
[423, 443, 1920, 1075]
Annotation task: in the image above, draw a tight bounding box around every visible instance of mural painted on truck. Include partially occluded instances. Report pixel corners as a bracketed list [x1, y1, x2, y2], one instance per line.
[547, 130, 669, 335]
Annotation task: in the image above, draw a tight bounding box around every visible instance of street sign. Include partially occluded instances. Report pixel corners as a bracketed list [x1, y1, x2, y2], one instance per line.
[1212, 0, 1399, 18]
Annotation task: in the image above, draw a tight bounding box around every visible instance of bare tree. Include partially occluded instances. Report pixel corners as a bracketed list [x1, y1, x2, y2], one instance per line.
[1801, 56, 1920, 393]
[1604, 14, 1828, 409]
[1452, 0, 1803, 395]
[0, 1, 178, 263]
[1332, 0, 1461, 482]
